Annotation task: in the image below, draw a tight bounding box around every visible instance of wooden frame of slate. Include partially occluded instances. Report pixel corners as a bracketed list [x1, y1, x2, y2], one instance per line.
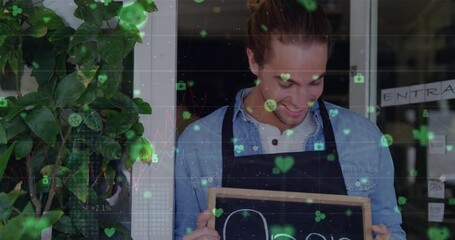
[208, 187, 372, 240]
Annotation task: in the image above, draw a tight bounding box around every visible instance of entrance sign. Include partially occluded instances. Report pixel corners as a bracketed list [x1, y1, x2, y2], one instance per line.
[208, 187, 372, 240]
[381, 79, 455, 107]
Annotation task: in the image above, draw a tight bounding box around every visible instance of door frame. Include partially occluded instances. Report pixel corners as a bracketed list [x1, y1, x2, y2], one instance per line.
[349, 0, 378, 123]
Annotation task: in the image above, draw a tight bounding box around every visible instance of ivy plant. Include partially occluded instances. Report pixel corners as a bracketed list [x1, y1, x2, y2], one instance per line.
[0, 0, 157, 239]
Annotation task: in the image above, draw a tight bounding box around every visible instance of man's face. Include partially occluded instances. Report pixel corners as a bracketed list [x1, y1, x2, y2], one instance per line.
[247, 39, 328, 130]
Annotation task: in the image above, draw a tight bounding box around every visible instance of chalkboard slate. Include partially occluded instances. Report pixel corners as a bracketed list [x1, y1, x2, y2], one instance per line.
[208, 187, 372, 240]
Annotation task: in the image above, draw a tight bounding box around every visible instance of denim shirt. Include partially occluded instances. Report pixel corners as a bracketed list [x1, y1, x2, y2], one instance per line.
[174, 88, 406, 239]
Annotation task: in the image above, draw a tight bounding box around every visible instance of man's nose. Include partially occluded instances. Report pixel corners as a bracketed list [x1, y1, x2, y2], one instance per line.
[289, 87, 309, 108]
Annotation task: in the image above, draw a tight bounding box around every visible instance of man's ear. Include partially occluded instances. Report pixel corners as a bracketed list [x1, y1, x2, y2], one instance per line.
[246, 48, 259, 75]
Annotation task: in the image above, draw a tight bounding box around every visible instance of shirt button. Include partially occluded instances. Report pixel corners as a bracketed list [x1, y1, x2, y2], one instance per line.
[272, 139, 278, 146]
[207, 177, 214, 183]
[253, 146, 259, 151]
[355, 181, 361, 187]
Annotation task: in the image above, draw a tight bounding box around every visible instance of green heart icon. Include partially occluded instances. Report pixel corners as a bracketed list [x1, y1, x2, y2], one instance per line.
[343, 128, 351, 135]
[104, 227, 115, 237]
[280, 73, 291, 81]
[329, 109, 339, 117]
[270, 224, 295, 239]
[98, 74, 108, 84]
[234, 144, 244, 153]
[428, 226, 450, 240]
[212, 208, 224, 218]
[68, 113, 83, 127]
[274, 156, 294, 173]
[264, 99, 277, 112]
[42, 16, 51, 23]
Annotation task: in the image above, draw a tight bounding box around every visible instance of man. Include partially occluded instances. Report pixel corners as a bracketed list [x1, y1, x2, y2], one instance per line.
[174, 0, 406, 239]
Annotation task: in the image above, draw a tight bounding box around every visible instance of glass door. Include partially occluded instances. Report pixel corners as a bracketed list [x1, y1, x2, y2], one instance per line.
[375, 0, 455, 238]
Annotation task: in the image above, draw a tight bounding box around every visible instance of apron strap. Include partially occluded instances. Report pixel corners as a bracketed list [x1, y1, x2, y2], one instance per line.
[222, 105, 235, 160]
[317, 99, 338, 155]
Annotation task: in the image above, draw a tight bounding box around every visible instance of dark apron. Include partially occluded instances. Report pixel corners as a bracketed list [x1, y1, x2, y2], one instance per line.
[217, 99, 356, 239]
[221, 99, 347, 194]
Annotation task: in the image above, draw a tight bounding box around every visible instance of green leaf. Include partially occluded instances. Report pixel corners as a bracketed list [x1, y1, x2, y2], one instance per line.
[54, 52, 68, 80]
[64, 149, 89, 172]
[119, 3, 147, 27]
[48, 26, 75, 43]
[102, 165, 116, 198]
[7, 50, 21, 78]
[131, 122, 144, 136]
[100, 109, 120, 119]
[23, 25, 48, 37]
[54, 66, 99, 107]
[22, 201, 35, 215]
[0, 22, 14, 47]
[133, 98, 152, 114]
[40, 165, 72, 177]
[99, 1, 123, 20]
[7, 181, 24, 206]
[108, 92, 138, 113]
[99, 64, 122, 99]
[126, 137, 153, 170]
[1, 212, 27, 240]
[3, 117, 26, 140]
[74, 0, 122, 26]
[48, 28, 75, 53]
[69, 22, 99, 49]
[52, 215, 78, 234]
[0, 142, 16, 181]
[0, 48, 8, 74]
[28, 7, 65, 29]
[119, 24, 141, 58]
[69, 189, 98, 239]
[105, 113, 138, 136]
[98, 33, 124, 65]
[76, 83, 98, 105]
[8, 0, 34, 16]
[37, 210, 64, 231]
[23, 106, 58, 146]
[0, 192, 12, 222]
[74, 6, 102, 27]
[65, 158, 89, 203]
[69, 41, 98, 65]
[83, 110, 103, 131]
[90, 97, 116, 111]
[31, 145, 49, 176]
[5, 92, 49, 121]
[137, 0, 159, 12]
[0, 121, 6, 144]
[30, 49, 56, 85]
[14, 135, 33, 160]
[96, 135, 120, 160]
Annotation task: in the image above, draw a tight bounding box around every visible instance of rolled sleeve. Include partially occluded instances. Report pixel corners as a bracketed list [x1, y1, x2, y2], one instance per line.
[370, 136, 406, 239]
[174, 130, 201, 239]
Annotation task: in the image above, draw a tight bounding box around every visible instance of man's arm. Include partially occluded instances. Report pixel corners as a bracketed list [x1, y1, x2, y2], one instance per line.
[174, 131, 201, 239]
[370, 135, 406, 239]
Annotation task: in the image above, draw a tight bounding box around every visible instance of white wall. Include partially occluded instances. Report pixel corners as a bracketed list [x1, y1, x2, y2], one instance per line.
[132, 0, 177, 239]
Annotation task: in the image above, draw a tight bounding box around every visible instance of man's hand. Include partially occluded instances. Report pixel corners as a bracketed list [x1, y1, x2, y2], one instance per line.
[372, 224, 391, 240]
[183, 210, 220, 240]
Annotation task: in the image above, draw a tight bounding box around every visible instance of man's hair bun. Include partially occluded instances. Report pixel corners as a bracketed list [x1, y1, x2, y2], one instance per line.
[247, 0, 266, 12]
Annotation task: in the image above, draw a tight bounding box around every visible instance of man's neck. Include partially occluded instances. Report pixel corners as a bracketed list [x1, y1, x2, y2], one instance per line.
[243, 87, 289, 133]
